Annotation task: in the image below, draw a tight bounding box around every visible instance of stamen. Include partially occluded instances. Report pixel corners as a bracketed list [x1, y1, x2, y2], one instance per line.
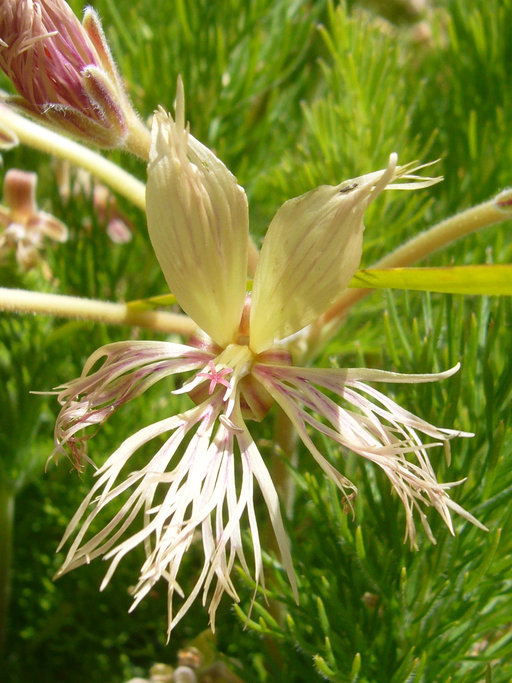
[197, 360, 233, 395]
[219, 414, 244, 432]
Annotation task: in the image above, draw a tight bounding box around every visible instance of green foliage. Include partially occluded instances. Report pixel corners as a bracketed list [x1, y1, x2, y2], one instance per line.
[251, 294, 512, 682]
[414, 0, 512, 204]
[1, 0, 511, 681]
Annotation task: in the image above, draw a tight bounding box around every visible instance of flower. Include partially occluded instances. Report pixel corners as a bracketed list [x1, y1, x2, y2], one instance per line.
[0, 167, 67, 269]
[53, 81, 484, 638]
[0, 0, 144, 150]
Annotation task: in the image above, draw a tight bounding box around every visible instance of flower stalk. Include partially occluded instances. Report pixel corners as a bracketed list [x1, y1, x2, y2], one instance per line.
[0, 287, 196, 336]
[0, 103, 146, 210]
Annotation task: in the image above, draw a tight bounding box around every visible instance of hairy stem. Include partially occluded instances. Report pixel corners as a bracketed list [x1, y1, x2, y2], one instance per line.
[0, 104, 146, 210]
[124, 114, 151, 161]
[0, 288, 196, 336]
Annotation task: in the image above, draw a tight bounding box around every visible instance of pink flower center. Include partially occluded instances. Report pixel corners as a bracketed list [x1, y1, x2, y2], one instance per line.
[197, 361, 233, 395]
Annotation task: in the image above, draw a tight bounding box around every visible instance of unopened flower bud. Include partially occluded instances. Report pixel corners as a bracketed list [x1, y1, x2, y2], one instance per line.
[0, 0, 149, 154]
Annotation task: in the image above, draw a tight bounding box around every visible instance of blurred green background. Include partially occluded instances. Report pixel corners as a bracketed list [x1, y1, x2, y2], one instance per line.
[1, 0, 511, 680]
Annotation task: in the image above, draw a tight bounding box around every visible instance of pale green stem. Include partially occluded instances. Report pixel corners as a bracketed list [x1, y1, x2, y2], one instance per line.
[0, 287, 196, 336]
[124, 113, 151, 161]
[308, 189, 512, 354]
[0, 104, 146, 211]
[0, 486, 14, 660]
[265, 414, 294, 658]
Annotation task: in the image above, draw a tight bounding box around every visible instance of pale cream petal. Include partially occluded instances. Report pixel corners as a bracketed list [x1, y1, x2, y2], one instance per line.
[146, 80, 249, 347]
[249, 154, 398, 353]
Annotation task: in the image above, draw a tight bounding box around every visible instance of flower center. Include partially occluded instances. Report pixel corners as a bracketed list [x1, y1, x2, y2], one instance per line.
[186, 296, 293, 421]
[196, 360, 233, 395]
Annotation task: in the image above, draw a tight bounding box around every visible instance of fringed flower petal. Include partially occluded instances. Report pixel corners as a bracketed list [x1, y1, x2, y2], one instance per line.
[54, 389, 295, 641]
[253, 362, 485, 547]
[53, 340, 212, 470]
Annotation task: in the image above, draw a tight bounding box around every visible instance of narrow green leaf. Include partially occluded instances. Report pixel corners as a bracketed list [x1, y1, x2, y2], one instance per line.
[349, 265, 512, 295]
[350, 652, 361, 682]
[313, 654, 336, 678]
[128, 265, 512, 312]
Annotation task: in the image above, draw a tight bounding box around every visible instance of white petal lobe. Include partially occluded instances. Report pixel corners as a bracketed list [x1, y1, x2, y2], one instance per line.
[146, 83, 249, 347]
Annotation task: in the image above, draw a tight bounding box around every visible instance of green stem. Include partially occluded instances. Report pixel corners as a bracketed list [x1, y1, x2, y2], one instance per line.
[0, 104, 146, 211]
[0, 287, 197, 336]
[264, 407, 299, 662]
[0, 486, 14, 660]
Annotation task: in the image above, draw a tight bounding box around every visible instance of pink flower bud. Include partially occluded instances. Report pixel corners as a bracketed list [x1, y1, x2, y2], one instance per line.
[0, 0, 143, 149]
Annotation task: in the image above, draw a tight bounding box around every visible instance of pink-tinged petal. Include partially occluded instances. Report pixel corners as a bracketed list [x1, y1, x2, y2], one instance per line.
[250, 155, 399, 352]
[269, 362, 462, 385]
[257, 363, 473, 441]
[55, 410, 193, 557]
[29, 211, 68, 242]
[146, 80, 249, 348]
[106, 217, 132, 244]
[233, 403, 298, 602]
[254, 371, 359, 496]
[53, 340, 211, 470]
[54, 387, 297, 639]
[254, 362, 485, 547]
